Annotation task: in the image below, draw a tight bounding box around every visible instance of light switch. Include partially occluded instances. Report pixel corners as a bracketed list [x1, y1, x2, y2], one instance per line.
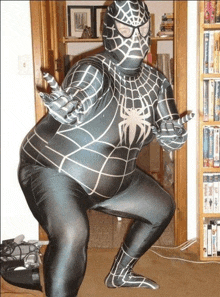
[18, 55, 33, 75]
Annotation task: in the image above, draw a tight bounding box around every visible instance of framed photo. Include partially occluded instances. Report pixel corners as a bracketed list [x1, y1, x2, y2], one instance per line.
[68, 6, 93, 37]
[94, 6, 108, 38]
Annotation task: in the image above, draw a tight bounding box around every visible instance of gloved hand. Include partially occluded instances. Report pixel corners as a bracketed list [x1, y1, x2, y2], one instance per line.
[152, 113, 194, 152]
[39, 72, 81, 125]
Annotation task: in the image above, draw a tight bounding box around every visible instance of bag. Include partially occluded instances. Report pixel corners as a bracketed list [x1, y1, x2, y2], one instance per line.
[0, 235, 48, 291]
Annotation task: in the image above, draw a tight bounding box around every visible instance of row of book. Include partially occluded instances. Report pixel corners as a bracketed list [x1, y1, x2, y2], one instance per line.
[203, 173, 220, 213]
[203, 79, 220, 121]
[157, 13, 174, 38]
[203, 30, 220, 74]
[157, 54, 174, 85]
[203, 126, 220, 167]
[204, 0, 220, 24]
[203, 219, 220, 257]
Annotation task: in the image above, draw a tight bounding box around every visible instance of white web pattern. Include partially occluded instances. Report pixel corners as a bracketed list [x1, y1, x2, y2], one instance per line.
[112, 1, 148, 26]
[22, 54, 180, 199]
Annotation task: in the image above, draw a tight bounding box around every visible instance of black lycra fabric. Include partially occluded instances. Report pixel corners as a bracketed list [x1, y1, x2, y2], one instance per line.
[18, 163, 175, 297]
[17, 0, 188, 296]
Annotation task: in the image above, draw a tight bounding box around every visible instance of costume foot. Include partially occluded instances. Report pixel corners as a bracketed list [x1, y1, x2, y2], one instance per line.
[105, 270, 159, 289]
[105, 246, 159, 290]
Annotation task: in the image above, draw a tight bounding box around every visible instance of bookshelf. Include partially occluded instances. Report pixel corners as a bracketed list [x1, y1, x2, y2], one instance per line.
[199, 1, 220, 261]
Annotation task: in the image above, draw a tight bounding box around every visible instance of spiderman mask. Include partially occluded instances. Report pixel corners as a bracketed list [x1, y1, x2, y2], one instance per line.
[103, 0, 151, 75]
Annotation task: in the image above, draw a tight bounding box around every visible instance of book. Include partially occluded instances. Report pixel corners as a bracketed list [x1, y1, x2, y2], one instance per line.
[204, 1, 210, 24]
[157, 13, 174, 38]
[203, 80, 209, 121]
[204, 32, 209, 73]
[207, 223, 212, 256]
[207, 173, 214, 213]
[211, 220, 217, 257]
[213, 127, 220, 167]
[217, 220, 220, 256]
[210, 1, 216, 24]
[204, 219, 220, 258]
[157, 31, 174, 38]
[208, 126, 215, 167]
[218, 174, 220, 213]
[216, 1, 220, 22]
[203, 125, 220, 168]
[203, 173, 209, 213]
[203, 223, 208, 257]
[214, 80, 220, 121]
[203, 126, 210, 167]
[204, 31, 220, 74]
[208, 31, 215, 73]
[214, 31, 220, 73]
[204, 0, 220, 23]
[209, 79, 215, 121]
[213, 174, 219, 213]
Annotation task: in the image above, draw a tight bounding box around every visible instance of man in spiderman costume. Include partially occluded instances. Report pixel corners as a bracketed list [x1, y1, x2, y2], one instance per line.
[18, 1, 193, 296]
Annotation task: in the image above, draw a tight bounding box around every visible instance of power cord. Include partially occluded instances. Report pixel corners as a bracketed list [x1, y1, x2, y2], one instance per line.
[151, 238, 220, 264]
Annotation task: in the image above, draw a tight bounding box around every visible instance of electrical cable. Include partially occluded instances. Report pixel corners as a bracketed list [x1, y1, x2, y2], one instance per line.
[151, 238, 220, 264]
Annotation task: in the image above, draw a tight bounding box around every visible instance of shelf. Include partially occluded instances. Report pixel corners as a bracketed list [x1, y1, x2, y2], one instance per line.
[63, 37, 102, 43]
[201, 121, 220, 126]
[201, 213, 220, 217]
[200, 256, 220, 261]
[203, 23, 220, 30]
[63, 36, 174, 43]
[202, 167, 220, 173]
[198, 3, 220, 263]
[152, 36, 173, 41]
[202, 74, 220, 79]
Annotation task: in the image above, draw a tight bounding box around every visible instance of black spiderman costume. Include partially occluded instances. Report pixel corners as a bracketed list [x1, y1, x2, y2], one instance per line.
[18, 1, 193, 296]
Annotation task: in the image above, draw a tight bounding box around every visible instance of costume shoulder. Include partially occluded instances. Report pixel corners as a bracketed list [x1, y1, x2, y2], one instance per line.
[62, 54, 109, 90]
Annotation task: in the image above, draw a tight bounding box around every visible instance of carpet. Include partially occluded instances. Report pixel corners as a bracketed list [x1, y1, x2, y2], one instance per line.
[1, 242, 220, 297]
[79, 244, 220, 297]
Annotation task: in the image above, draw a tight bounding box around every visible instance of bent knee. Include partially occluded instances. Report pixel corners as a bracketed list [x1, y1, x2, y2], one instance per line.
[49, 217, 89, 247]
[155, 193, 176, 225]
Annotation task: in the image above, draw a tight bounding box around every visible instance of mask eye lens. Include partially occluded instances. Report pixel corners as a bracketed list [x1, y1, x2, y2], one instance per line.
[139, 21, 149, 37]
[115, 21, 133, 38]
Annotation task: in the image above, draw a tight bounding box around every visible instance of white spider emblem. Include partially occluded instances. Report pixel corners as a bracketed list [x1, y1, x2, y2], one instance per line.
[118, 97, 151, 146]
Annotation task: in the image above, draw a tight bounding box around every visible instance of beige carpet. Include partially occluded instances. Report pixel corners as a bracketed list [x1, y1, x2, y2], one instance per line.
[1, 243, 220, 297]
[79, 245, 220, 297]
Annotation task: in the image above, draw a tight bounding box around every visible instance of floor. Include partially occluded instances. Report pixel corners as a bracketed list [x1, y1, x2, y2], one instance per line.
[88, 209, 175, 249]
[1, 205, 175, 296]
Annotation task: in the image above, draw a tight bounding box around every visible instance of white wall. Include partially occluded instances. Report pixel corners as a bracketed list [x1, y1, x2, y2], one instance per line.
[1, 1, 38, 241]
[187, 1, 199, 240]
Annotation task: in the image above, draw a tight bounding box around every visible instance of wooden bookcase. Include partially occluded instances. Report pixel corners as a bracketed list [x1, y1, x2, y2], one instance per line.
[199, 1, 220, 261]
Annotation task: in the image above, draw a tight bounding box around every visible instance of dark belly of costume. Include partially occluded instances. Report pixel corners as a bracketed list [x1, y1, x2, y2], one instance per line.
[20, 60, 160, 200]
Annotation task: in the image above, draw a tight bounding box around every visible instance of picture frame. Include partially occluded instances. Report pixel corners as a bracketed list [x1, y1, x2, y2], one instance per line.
[68, 6, 93, 37]
[94, 6, 108, 38]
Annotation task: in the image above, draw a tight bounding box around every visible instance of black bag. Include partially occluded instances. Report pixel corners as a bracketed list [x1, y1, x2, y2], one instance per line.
[0, 235, 47, 291]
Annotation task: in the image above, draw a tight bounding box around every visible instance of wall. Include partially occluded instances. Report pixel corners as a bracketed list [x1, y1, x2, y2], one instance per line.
[1, 1, 38, 241]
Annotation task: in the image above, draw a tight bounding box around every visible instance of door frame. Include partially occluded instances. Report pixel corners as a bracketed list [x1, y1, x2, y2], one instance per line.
[173, 0, 188, 245]
[30, 0, 188, 245]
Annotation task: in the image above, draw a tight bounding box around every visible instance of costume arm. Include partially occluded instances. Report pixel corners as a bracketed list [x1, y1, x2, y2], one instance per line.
[40, 63, 104, 125]
[153, 78, 193, 152]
